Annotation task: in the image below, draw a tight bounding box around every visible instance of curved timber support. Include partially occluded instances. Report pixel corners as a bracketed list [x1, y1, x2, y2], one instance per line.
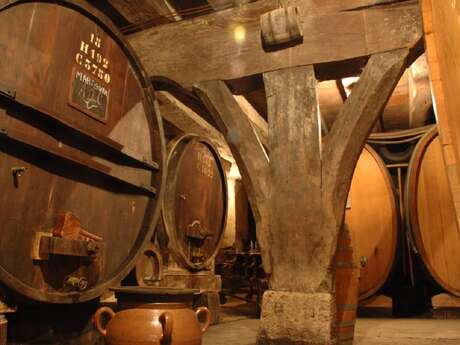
[194, 81, 272, 272]
[324, 49, 410, 226]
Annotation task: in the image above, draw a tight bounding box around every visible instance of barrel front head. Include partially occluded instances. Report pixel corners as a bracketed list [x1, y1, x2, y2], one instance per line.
[0, 1, 166, 303]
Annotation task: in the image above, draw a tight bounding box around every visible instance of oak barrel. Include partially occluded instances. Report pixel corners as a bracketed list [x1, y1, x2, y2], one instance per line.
[346, 145, 398, 300]
[0, 1, 165, 303]
[0, 315, 6, 345]
[405, 127, 460, 297]
[162, 134, 228, 270]
[334, 226, 359, 345]
[260, 6, 303, 46]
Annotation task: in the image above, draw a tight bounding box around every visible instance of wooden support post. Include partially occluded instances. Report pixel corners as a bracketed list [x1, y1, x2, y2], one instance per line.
[196, 48, 410, 345]
[194, 80, 272, 272]
[264, 65, 322, 292]
[257, 65, 336, 345]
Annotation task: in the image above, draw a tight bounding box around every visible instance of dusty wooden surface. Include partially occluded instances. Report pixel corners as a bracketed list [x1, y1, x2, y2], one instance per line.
[156, 91, 232, 159]
[264, 65, 322, 291]
[157, 91, 267, 157]
[323, 49, 409, 227]
[108, 0, 176, 24]
[233, 96, 268, 149]
[194, 81, 271, 272]
[128, 0, 422, 87]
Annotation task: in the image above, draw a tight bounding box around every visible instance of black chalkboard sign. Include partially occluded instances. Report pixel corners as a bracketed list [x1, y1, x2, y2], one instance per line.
[68, 67, 110, 122]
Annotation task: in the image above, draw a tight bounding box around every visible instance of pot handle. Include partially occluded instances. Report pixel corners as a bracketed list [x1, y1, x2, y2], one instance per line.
[195, 307, 211, 333]
[94, 306, 116, 337]
[159, 312, 173, 343]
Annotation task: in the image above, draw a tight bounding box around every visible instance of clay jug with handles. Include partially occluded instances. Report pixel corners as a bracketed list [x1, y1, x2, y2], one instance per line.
[94, 303, 211, 345]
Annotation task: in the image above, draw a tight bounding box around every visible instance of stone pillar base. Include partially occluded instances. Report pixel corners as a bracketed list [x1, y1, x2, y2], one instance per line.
[257, 290, 336, 345]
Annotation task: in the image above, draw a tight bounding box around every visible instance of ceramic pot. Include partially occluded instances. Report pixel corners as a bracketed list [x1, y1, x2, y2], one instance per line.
[94, 303, 211, 345]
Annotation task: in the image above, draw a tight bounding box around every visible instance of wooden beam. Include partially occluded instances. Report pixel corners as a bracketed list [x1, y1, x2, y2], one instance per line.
[156, 91, 233, 160]
[152, 77, 218, 127]
[128, 0, 422, 87]
[233, 95, 268, 148]
[323, 49, 410, 224]
[155, 81, 267, 151]
[421, 0, 460, 232]
[264, 65, 323, 291]
[108, 0, 179, 24]
[194, 80, 271, 271]
[206, 0, 234, 10]
[408, 54, 432, 128]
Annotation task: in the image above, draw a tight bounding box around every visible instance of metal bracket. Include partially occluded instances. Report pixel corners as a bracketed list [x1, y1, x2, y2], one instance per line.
[31, 232, 53, 260]
[186, 220, 212, 241]
[31, 232, 104, 261]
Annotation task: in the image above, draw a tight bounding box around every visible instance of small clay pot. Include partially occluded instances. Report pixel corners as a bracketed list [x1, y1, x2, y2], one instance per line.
[94, 303, 211, 345]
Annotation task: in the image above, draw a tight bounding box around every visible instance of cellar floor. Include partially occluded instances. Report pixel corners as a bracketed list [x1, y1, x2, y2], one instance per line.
[203, 300, 460, 345]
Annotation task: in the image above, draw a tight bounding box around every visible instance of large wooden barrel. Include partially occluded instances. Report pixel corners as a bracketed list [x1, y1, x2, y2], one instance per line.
[162, 134, 227, 270]
[0, 1, 165, 303]
[346, 145, 398, 300]
[334, 226, 359, 345]
[0, 315, 5, 345]
[405, 127, 460, 297]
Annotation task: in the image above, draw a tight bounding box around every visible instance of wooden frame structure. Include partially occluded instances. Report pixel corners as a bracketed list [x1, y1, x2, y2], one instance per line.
[128, 1, 423, 344]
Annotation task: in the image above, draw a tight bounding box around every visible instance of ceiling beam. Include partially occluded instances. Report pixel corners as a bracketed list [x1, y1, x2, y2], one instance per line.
[108, 0, 180, 25]
[156, 91, 233, 160]
[207, 0, 255, 10]
[206, 0, 233, 10]
[156, 90, 268, 153]
[128, 0, 422, 88]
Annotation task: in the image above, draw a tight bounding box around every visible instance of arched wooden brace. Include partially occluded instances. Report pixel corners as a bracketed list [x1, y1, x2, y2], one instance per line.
[194, 81, 272, 272]
[320, 48, 411, 290]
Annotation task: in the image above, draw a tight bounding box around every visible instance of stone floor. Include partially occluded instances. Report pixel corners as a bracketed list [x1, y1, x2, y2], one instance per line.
[203, 299, 460, 345]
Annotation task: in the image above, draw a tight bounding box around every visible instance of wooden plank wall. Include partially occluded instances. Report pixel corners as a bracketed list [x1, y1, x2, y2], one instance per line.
[421, 0, 460, 225]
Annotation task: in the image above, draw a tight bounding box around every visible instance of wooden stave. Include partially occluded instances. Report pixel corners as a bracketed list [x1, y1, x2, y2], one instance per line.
[405, 126, 460, 297]
[0, 1, 166, 303]
[162, 134, 228, 271]
[346, 145, 398, 301]
[334, 226, 359, 345]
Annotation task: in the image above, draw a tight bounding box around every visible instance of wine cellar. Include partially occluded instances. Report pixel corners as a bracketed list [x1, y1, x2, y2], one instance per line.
[0, 1, 460, 345]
